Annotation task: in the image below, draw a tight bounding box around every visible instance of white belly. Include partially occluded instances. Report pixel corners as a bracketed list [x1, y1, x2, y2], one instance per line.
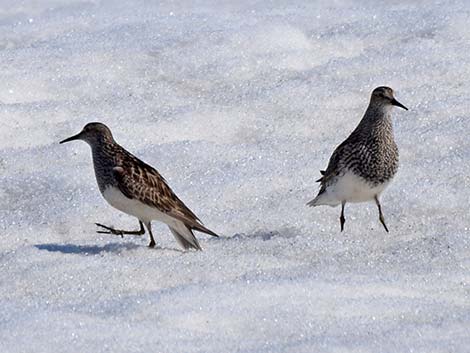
[102, 186, 178, 225]
[314, 172, 390, 206]
[335, 172, 389, 202]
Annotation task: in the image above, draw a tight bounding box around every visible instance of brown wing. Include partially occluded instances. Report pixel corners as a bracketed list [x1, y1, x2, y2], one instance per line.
[113, 156, 218, 237]
[316, 113, 372, 192]
[317, 134, 370, 195]
[316, 141, 348, 187]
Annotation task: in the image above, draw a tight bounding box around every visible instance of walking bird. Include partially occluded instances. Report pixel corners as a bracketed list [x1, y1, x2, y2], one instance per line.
[60, 122, 218, 250]
[307, 87, 408, 232]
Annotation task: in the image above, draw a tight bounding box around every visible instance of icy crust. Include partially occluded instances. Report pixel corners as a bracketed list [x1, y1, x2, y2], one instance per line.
[1, 0, 470, 352]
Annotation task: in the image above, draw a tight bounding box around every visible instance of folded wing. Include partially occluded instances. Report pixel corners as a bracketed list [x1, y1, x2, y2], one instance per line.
[112, 160, 218, 238]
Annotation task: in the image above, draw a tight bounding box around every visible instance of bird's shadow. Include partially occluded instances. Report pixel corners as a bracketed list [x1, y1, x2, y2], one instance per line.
[212, 227, 300, 242]
[34, 242, 140, 255]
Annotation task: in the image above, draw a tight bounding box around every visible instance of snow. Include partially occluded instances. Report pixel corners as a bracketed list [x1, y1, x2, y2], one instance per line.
[1, 0, 469, 352]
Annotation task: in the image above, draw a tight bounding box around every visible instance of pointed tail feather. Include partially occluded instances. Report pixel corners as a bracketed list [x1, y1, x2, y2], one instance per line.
[307, 192, 340, 207]
[169, 225, 202, 251]
[167, 210, 219, 237]
[307, 196, 319, 207]
[192, 223, 219, 237]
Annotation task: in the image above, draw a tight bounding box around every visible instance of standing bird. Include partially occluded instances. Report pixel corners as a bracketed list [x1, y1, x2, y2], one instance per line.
[307, 86, 408, 232]
[60, 122, 218, 250]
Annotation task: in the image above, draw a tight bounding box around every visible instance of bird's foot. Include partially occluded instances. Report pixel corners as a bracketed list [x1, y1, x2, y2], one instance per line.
[340, 216, 345, 232]
[379, 216, 389, 233]
[95, 223, 125, 238]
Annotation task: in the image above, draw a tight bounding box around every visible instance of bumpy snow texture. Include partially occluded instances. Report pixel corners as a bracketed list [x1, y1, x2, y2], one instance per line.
[1, 0, 469, 352]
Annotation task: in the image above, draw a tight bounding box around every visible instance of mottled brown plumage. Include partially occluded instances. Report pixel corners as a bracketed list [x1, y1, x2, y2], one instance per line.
[308, 86, 408, 232]
[112, 159, 217, 237]
[60, 122, 218, 250]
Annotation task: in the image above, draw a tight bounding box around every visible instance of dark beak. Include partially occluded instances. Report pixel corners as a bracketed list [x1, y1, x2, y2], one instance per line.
[59, 132, 82, 144]
[391, 98, 408, 110]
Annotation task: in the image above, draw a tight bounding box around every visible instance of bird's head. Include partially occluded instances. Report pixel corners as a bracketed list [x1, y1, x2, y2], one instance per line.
[60, 122, 114, 145]
[370, 86, 408, 111]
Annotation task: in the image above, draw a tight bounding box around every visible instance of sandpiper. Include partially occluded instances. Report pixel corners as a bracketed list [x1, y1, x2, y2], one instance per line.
[60, 122, 218, 250]
[307, 86, 408, 232]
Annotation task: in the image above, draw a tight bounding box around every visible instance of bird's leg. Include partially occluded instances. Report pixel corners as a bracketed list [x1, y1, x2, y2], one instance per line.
[374, 196, 389, 233]
[340, 201, 346, 232]
[144, 222, 156, 248]
[95, 221, 145, 238]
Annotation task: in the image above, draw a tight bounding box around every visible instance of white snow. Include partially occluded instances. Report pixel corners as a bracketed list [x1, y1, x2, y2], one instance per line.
[1, 0, 470, 352]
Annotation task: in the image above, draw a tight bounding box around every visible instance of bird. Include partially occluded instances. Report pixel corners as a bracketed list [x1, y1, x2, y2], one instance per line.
[307, 86, 408, 232]
[60, 122, 218, 250]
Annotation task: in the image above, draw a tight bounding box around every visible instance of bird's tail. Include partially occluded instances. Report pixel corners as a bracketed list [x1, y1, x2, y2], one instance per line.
[307, 191, 340, 207]
[192, 223, 219, 238]
[307, 197, 318, 207]
[169, 224, 202, 251]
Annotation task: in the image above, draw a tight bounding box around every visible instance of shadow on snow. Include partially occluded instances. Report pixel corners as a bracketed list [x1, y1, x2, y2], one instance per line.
[211, 227, 300, 242]
[34, 242, 140, 254]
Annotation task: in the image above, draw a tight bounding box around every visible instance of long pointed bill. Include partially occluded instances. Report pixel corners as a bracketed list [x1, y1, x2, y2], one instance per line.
[59, 132, 82, 144]
[391, 98, 408, 110]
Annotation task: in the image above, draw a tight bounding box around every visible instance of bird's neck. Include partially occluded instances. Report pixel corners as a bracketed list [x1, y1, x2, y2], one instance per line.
[90, 141, 120, 192]
[360, 103, 394, 132]
[91, 141, 118, 160]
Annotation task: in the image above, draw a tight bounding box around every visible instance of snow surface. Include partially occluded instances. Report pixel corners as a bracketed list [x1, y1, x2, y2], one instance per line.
[1, 0, 470, 352]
